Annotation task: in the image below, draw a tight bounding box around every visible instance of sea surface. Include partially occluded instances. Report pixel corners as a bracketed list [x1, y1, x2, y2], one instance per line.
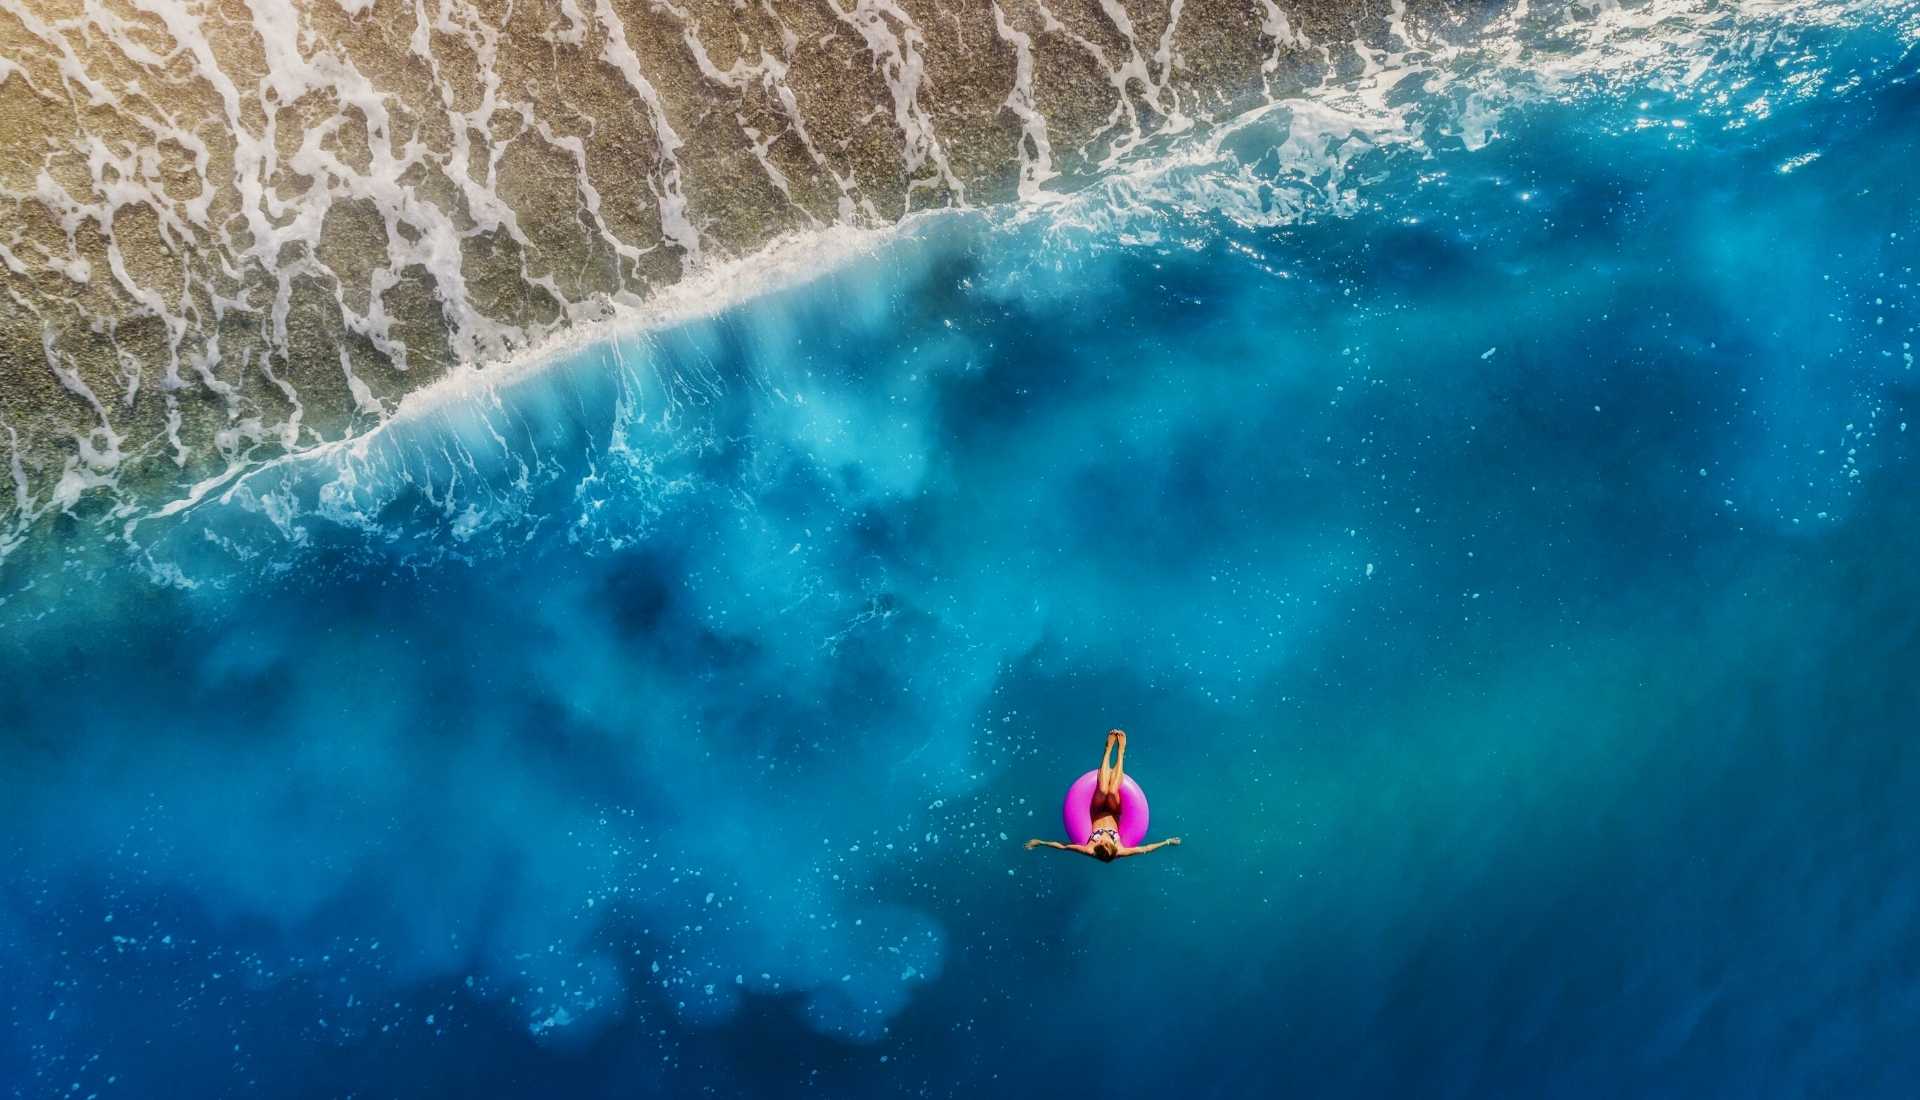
[5, 2, 1920, 1096]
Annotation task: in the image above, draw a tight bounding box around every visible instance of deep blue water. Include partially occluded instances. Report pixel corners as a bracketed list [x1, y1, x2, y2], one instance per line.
[6, 7, 1920, 1097]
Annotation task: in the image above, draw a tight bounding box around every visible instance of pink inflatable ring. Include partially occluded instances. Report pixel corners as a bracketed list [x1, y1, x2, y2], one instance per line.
[1062, 770, 1150, 848]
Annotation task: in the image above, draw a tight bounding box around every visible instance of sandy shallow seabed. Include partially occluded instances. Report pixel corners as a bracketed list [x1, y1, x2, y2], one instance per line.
[2, 0, 1609, 548]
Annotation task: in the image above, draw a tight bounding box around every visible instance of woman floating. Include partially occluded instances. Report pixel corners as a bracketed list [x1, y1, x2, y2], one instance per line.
[1025, 729, 1182, 862]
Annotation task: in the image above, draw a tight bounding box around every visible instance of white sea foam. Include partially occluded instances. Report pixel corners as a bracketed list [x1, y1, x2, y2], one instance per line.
[5, 0, 1909, 565]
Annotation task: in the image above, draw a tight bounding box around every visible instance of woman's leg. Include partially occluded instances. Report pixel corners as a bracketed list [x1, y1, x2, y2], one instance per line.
[1096, 729, 1119, 796]
[1098, 728, 1127, 803]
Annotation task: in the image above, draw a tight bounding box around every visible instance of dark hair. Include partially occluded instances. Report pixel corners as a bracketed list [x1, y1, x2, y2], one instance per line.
[1093, 841, 1118, 862]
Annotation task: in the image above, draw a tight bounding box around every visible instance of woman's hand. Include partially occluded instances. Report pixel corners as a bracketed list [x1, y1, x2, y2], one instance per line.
[1024, 838, 1043, 850]
[1168, 836, 1183, 846]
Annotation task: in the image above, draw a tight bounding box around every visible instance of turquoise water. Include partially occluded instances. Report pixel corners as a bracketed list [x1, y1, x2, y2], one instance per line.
[6, 5, 1920, 1096]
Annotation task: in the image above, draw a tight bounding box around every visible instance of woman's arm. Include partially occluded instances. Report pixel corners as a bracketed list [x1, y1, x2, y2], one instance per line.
[1024, 839, 1092, 855]
[1117, 837, 1183, 858]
